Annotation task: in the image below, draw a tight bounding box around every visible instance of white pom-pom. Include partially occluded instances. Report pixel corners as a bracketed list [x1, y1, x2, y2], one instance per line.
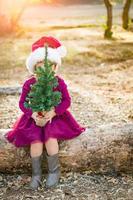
[57, 45, 67, 58]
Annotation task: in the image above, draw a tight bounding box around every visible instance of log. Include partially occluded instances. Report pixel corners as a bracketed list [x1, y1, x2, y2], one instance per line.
[0, 123, 133, 174]
[0, 87, 21, 95]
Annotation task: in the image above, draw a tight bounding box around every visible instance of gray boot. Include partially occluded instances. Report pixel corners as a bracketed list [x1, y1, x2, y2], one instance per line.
[46, 153, 60, 188]
[29, 154, 42, 190]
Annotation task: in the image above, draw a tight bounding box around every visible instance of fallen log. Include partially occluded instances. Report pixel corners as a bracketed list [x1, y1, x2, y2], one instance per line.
[0, 87, 21, 95]
[0, 123, 132, 174]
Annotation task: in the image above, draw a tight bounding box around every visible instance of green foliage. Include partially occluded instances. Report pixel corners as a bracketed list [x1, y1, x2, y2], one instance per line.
[24, 45, 61, 112]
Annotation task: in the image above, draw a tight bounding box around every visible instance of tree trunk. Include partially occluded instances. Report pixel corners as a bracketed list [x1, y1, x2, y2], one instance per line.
[122, 0, 132, 29]
[0, 123, 132, 174]
[104, 0, 113, 39]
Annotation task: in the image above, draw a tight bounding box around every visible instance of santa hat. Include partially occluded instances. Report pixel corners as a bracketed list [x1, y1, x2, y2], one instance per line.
[26, 36, 67, 74]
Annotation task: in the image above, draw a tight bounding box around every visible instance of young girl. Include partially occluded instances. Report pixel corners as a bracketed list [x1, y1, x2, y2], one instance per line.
[5, 36, 85, 190]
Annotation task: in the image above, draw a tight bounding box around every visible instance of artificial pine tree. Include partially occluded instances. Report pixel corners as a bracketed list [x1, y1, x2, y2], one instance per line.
[24, 44, 61, 119]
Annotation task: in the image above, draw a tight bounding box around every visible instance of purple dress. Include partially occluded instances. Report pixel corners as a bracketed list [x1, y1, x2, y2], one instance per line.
[5, 76, 85, 147]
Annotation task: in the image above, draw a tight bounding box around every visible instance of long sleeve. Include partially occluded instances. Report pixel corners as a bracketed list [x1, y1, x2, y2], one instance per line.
[55, 78, 71, 115]
[19, 79, 33, 118]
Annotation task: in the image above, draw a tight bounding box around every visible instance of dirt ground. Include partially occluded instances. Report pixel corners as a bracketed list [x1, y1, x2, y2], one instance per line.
[0, 172, 133, 200]
[0, 3, 133, 200]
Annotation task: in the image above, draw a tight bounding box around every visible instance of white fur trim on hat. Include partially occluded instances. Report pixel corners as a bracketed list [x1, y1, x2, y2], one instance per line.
[26, 47, 64, 74]
[56, 45, 67, 58]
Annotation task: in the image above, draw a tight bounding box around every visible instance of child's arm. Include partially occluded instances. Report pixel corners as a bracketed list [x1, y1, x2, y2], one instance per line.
[54, 78, 71, 115]
[19, 80, 33, 118]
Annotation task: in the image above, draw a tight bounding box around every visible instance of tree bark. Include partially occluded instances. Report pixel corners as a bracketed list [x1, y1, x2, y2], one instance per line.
[0, 123, 132, 174]
[104, 0, 113, 39]
[122, 0, 132, 29]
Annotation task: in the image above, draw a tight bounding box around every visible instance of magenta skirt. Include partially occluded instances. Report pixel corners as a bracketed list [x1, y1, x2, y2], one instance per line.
[5, 110, 85, 148]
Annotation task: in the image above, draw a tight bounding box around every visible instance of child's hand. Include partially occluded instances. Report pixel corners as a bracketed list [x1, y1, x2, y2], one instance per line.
[31, 112, 38, 121]
[35, 117, 46, 127]
[44, 109, 56, 123]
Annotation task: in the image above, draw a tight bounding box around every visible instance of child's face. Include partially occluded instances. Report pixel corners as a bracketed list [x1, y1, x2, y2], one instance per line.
[35, 60, 58, 73]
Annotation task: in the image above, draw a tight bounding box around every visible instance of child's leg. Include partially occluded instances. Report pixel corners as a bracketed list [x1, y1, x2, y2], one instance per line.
[45, 138, 59, 155]
[30, 141, 43, 157]
[29, 141, 43, 190]
[45, 138, 60, 188]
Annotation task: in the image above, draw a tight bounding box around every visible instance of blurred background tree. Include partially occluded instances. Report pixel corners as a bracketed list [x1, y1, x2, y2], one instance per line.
[0, 0, 132, 37]
[104, 0, 132, 39]
[0, 0, 53, 34]
[0, 0, 27, 34]
[122, 0, 132, 29]
[104, 0, 113, 39]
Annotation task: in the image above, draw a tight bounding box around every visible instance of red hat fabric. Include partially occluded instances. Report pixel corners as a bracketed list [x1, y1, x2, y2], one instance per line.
[32, 36, 61, 52]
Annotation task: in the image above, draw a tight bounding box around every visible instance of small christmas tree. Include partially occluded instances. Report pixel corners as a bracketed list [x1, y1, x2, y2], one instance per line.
[24, 45, 61, 117]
